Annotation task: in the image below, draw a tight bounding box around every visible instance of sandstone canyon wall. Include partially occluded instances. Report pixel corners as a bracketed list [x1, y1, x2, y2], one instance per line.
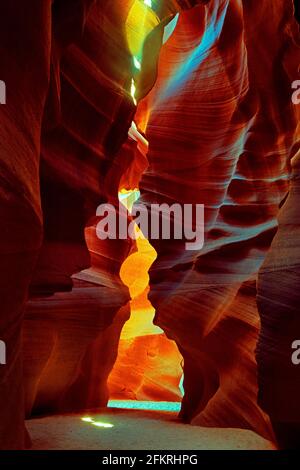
[0, 0, 299, 449]
[135, 0, 300, 438]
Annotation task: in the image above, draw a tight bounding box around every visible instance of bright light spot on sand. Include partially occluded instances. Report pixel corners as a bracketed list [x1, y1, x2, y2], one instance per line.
[81, 417, 114, 428]
[81, 416, 93, 423]
[92, 421, 114, 428]
[108, 400, 181, 412]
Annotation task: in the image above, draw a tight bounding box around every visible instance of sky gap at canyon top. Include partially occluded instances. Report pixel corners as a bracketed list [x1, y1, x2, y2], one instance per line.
[96, 202, 205, 250]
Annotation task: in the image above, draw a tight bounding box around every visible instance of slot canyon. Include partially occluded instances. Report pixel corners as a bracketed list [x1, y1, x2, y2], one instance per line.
[0, 0, 300, 452]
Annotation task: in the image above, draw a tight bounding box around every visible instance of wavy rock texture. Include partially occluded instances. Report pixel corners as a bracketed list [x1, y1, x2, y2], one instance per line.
[109, 222, 183, 402]
[135, 0, 300, 439]
[0, 0, 138, 447]
[22, 0, 198, 421]
[1, 0, 299, 450]
[0, 0, 189, 448]
[22, 0, 211, 418]
[23, 0, 135, 417]
[0, 1, 52, 449]
[256, 149, 300, 424]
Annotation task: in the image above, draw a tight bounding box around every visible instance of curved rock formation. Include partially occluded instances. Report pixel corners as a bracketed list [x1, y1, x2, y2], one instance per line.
[135, 0, 300, 438]
[23, 0, 135, 417]
[1, 0, 299, 450]
[256, 148, 300, 447]
[22, 0, 213, 422]
[0, 0, 52, 449]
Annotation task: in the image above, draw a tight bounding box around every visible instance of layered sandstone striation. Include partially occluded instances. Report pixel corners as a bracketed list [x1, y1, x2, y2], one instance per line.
[135, 0, 300, 438]
[0, 0, 299, 450]
[22, 0, 212, 421]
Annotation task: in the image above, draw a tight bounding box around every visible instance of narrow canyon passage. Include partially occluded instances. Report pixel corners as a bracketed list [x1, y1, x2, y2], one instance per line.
[108, 189, 184, 403]
[1, 0, 300, 452]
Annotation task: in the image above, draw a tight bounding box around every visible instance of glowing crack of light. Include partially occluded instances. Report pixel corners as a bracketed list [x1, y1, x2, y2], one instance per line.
[133, 56, 141, 70]
[144, 0, 152, 7]
[81, 417, 114, 428]
[130, 78, 137, 105]
[179, 373, 185, 396]
[108, 400, 181, 412]
[118, 188, 163, 342]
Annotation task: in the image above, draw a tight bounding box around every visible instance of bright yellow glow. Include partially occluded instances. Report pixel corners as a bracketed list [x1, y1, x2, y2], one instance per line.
[118, 189, 162, 339]
[126, 0, 159, 61]
[81, 417, 114, 428]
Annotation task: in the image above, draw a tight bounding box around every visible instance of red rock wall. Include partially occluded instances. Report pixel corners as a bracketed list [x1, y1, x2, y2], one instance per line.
[135, 0, 300, 438]
[0, 0, 299, 449]
[0, 0, 52, 449]
[22, 0, 214, 422]
[23, 0, 135, 417]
